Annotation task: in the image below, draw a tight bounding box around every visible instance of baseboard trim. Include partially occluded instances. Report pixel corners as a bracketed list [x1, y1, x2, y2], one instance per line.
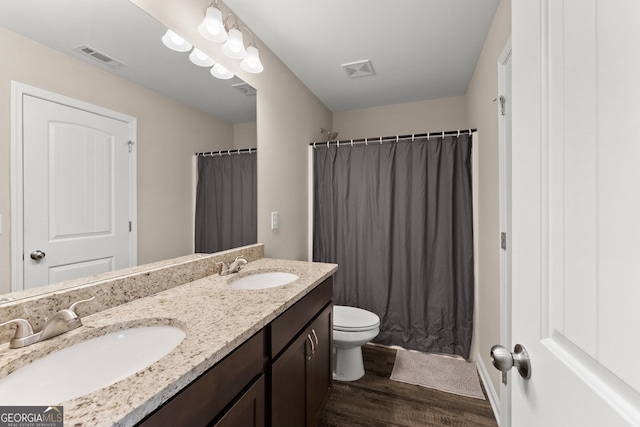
[476, 353, 501, 426]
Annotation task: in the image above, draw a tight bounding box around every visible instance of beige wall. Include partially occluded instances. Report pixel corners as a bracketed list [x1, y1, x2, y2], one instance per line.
[132, 0, 333, 262]
[233, 122, 257, 149]
[465, 0, 511, 397]
[332, 95, 467, 140]
[0, 27, 234, 294]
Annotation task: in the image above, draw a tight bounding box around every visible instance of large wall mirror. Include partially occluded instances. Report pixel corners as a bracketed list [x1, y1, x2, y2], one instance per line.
[0, 0, 257, 301]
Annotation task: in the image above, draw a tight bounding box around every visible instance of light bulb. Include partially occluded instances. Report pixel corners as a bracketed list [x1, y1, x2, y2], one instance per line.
[161, 29, 192, 52]
[240, 45, 264, 73]
[210, 63, 234, 80]
[198, 6, 228, 42]
[189, 48, 215, 67]
[221, 28, 247, 59]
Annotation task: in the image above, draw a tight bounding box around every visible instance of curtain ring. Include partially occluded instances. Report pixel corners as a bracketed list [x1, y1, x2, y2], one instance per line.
[427, 133, 430, 140]
[227, 149, 231, 156]
[249, 148, 252, 154]
[327, 141, 330, 148]
[396, 136, 399, 143]
[337, 140, 340, 147]
[468, 128, 472, 135]
[365, 138, 368, 146]
[218, 151, 222, 157]
[350, 139, 354, 147]
[380, 137, 383, 145]
[457, 130, 460, 137]
[442, 131, 445, 138]
[313, 142, 317, 149]
[237, 149, 241, 154]
[411, 134, 415, 141]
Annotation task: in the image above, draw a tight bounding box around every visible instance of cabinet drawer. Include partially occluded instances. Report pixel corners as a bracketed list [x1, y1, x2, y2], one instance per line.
[138, 330, 264, 427]
[270, 277, 333, 358]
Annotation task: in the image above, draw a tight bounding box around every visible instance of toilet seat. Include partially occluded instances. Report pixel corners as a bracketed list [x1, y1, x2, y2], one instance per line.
[333, 305, 380, 332]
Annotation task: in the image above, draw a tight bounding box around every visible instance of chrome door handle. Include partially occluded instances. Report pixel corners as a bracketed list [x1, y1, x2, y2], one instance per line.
[307, 334, 315, 360]
[490, 344, 531, 379]
[30, 250, 46, 261]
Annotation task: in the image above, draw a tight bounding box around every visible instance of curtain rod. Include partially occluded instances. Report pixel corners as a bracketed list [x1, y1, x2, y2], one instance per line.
[309, 128, 477, 147]
[195, 148, 257, 157]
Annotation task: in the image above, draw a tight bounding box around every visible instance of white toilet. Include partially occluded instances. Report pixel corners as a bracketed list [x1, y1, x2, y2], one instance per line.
[332, 305, 381, 381]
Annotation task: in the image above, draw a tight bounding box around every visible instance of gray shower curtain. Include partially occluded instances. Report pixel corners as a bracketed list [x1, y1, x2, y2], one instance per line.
[195, 152, 257, 253]
[313, 134, 474, 358]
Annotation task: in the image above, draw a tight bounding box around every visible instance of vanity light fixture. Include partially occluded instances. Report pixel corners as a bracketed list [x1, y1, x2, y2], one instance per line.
[221, 27, 247, 59]
[199, 4, 265, 73]
[211, 63, 234, 80]
[198, 2, 228, 42]
[189, 48, 216, 67]
[161, 29, 192, 52]
[240, 45, 263, 74]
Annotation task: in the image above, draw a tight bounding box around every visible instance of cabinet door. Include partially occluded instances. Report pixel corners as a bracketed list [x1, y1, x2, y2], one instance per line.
[271, 331, 308, 426]
[213, 375, 265, 427]
[306, 305, 332, 426]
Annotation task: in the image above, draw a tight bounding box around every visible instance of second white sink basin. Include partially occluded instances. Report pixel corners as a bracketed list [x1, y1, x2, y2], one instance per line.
[0, 325, 185, 405]
[230, 272, 298, 290]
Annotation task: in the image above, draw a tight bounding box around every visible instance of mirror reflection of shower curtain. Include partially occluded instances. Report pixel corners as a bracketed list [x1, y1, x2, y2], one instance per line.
[313, 134, 474, 358]
[194, 152, 257, 253]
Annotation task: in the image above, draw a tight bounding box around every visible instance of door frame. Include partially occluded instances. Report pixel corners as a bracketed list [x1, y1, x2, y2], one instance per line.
[497, 37, 513, 427]
[10, 81, 138, 292]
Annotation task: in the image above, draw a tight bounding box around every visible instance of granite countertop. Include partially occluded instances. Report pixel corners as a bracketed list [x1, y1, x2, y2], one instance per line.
[0, 257, 337, 427]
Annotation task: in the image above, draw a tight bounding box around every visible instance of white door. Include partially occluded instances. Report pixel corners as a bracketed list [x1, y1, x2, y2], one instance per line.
[21, 93, 134, 289]
[507, 0, 640, 425]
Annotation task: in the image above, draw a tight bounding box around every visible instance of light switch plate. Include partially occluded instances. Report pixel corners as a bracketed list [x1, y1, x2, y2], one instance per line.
[271, 212, 279, 230]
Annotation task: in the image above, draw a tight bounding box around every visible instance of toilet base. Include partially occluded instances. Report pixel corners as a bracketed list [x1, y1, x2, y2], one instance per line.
[333, 345, 365, 382]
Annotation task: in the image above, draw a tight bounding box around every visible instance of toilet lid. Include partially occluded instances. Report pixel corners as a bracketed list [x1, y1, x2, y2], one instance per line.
[333, 305, 380, 332]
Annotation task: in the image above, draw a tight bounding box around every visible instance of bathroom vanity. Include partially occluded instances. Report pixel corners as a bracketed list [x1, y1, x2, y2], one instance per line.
[138, 277, 333, 427]
[0, 245, 337, 427]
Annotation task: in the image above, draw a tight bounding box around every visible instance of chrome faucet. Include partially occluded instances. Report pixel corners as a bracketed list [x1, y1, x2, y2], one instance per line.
[0, 296, 95, 349]
[218, 256, 248, 276]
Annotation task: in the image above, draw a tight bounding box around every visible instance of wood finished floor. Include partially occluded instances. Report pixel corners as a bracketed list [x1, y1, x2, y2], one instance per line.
[319, 345, 498, 427]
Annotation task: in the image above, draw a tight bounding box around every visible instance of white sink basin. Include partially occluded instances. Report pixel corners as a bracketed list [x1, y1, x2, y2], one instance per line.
[0, 325, 185, 405]
[230, 272, 298, 290]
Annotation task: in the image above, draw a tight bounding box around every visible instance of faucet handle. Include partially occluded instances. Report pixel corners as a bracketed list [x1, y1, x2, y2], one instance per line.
[0, 318, 35, 339]
[68, 296, 96, 313]
[216, 261, 229, 274]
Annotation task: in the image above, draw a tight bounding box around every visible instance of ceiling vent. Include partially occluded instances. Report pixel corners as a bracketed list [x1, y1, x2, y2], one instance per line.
[73, 45, 126, 69]
[232, 82, 257, 96]
[341, 60, 375, 78]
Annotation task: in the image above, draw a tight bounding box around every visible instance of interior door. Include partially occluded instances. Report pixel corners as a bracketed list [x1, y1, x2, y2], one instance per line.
[509, 0, 640, 424]
[22, 94, 133, 289]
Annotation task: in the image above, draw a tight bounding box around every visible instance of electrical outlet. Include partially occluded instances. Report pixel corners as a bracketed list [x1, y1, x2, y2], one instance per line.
[271, 212, 279, 230]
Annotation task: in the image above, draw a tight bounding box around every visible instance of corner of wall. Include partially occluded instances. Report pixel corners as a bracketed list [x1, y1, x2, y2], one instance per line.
[465, 0, 512, 403]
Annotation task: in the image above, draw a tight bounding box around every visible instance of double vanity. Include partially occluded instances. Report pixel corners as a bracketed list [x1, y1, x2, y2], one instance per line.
[0, 244, 337, 426]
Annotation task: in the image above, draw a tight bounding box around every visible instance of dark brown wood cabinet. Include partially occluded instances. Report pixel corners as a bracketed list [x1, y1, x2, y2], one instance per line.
[271, 278, 333, 427]
[137, 330, 265, 427]
[136, 276, 333, 427]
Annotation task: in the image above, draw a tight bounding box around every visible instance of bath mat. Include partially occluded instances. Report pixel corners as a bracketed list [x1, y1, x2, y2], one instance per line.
[389, 349, 485, 400]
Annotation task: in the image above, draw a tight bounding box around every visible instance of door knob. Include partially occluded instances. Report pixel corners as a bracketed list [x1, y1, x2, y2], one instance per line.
[30, 250, 46, 261]
[490, 344, 531, 379]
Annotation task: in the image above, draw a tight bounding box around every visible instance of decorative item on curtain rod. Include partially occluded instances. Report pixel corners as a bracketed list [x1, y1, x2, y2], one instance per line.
[195, 148, 256, 157]
[310, 128, 477, 147]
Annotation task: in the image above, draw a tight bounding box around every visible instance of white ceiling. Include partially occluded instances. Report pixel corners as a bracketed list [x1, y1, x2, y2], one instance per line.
[224, 0, 500, 112]
[0, 0, 257, 123]
[0, 0, 500, 119]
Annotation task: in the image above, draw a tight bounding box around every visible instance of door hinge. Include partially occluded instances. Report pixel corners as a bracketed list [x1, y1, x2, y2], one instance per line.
[127, 140, 135, 153]
[129, 221, 132, 232]
[501, 232, 507, 250]
[498, 95, 506, 116]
